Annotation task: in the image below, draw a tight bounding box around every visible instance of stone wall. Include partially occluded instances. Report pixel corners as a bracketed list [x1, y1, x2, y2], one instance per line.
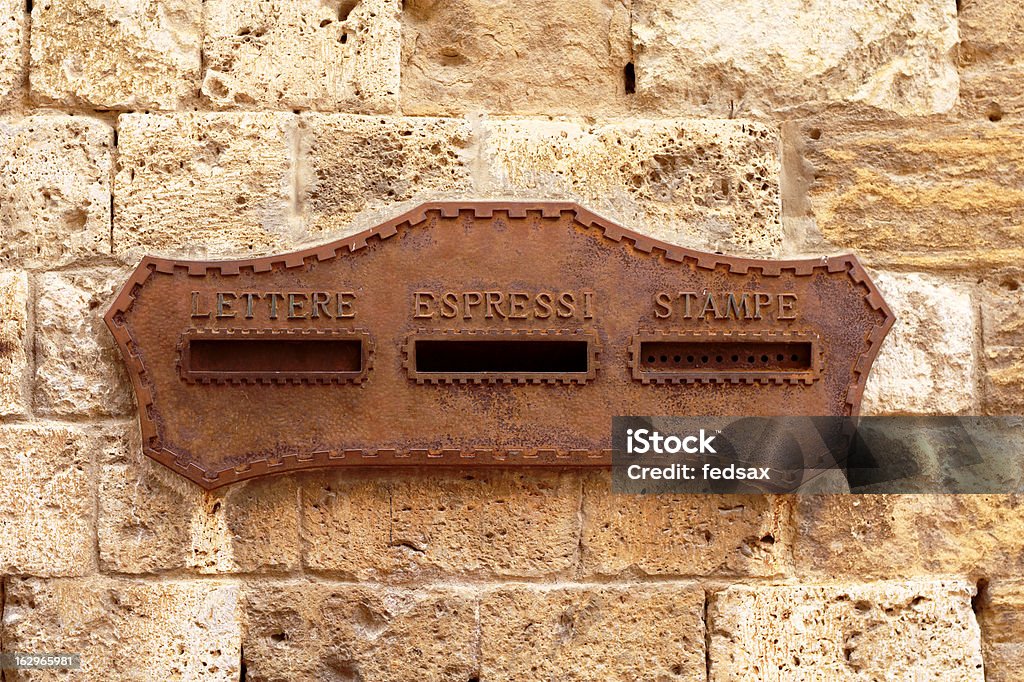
[0, 0, 1021, 680]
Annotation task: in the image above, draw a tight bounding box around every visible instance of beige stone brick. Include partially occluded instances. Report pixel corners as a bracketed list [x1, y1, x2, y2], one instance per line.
[483, 118, 782, 255]
[2, 576, 241, 680]
[29, 0, 201, 110]
[0, 270, 28, 416]
[203, 0, 399, 112]
[710, 581, 984, 681]
[633, 0, 958, 117]
[0, 0, 26, 108]
[976, 580, 1024, 682]
[0, 115, 112, 268]
[957, 66, 1024, 123]
[99, 427, 301, 574]
[980, 268, 1024, 347]
[241, 582, 478, 681]
[480, 585, 705, 682]
[302, 470, 580, 579]
[794, 495, 1024, 578]
[300, 113, 473, 237]
[113, 112, 295, 260]
[401, 0, 631, 116]
[801, 120, 1024, 268]
[984, 346, 1024, 415]
[582, 473, 787, 577]
[0, 424, 95, 576]
[34, 269, 133, 417]
[958, 0, 1024, 63]
[861, 272, 976, 415]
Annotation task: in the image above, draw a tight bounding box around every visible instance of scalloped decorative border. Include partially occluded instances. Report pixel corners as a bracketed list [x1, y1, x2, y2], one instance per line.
[176, 328, 373, 385]
[104, 201, 896, 489]
[628, 330, 823, 386]
[401, 328, 600, 385]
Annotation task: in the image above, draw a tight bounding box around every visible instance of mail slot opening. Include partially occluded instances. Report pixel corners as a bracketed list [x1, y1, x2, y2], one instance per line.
[414, 339, 590, 374]
[639, 340, 814, 372]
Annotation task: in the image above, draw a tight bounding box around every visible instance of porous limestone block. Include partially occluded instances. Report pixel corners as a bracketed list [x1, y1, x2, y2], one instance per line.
[582, 473, 787, 577]
[113, 112, 296, 260]
[0, 270, 29, 416]
[976, 580, 1024, 682]
[480, 585, 706, 682]
[99, 426, 301, 574]
[800, 120, 1024, 268]
[710, 581, 984, 681]
[979, 269, 1024, 413]
[29, 0, 201, 110]
[34, 269, 134, 417]
[0, 424, 95, 576]
[861, 272, 976, 415]
[240, 582, 478, 681]
[299, 113, 473, 237]
[794, 495, 1024, 578]
[401, 0, 631, 115]
[984, 347, 1024, 414]
[957, 0, 1024, 120]
[0, 115, 112, 268]
[0, 0, 26, 108]
[632, 0, 958, 117]
[2, 577, 241, 680]
[483, 118, 782, 255]
[203, 0, 399, 112]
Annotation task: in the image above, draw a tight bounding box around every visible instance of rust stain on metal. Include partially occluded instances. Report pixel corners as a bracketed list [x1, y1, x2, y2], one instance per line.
[105, 202, 895, 489]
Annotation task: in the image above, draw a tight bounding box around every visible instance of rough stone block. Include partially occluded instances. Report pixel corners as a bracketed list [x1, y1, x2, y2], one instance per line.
[984, 346, 1024, 415]
[241, 582, 478, 681]
[632, 0, 958, 117]
[0, 0, 26, 108]
[34, 269, 134, 417]
[2, 576, 241, 680]
[710, 581, 984, 681]
[976, 580, 1024, 682]
[794, 495, 1024, 578]
[958, 0, 1024, 63]
[582, 473, 787, 577]
[401, 0, 631, 115]
[113, 112, 295, 260]
[981, 268, 1024, 347]
[958, 66, 1024, 122]
[29, 0, 201, 110]
[801, 121, 1024, 268]
[0, 270, 28, 416]
[483, 118, 782, 255]
[861, 271, 976, 415]
[0, 424, 95, 576]
[0, 115, 113, 268]
[480, 585, 706, 682]
[300, 113, 473, 237]
[99, 427, 301, 574]
[203, 0, 399, 112]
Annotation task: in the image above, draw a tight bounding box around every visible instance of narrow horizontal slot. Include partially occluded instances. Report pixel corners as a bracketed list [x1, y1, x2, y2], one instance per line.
[415, 339, 590, 374]
[186, 338, 361, 375]
[639, 340, 813, 372]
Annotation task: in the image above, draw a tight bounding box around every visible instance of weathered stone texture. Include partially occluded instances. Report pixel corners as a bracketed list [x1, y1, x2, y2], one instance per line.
[632, 0, 958, 117]
[114, 112, 295, 260]
[302, 470, 580, 579]
[300, 113, 472, 237]
[957, 0, 1024, 120]
[480, 585, 706, 682]
[802, 121, 1024, 267]
[710, 581, 984, 681]
[0, 0, 26, 108]
[0, 115, 112, 268]
[861, 272, 976, 415]
[0, 424, 95, 576]
[582, 474, 787, 577]
[794, 495, 1024, 578]
[29, 0, 202, 110]
[980, 269, 1024, 413]
[100, 429, 301, 574]
[484, 119, 782, 254]
[0, 270, 29, 416]
[2, 577, 241, 680]
[203, 0, 399, 112]
[401, 0, 631, 115]
[976, 580, 1024, 682]
[984, 347, 1024, 414]
[34, 269, 134, 417]
[241, 582, 478, 682]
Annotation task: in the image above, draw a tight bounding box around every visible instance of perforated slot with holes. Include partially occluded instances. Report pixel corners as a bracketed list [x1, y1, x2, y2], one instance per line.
[639, 341, 813, 372]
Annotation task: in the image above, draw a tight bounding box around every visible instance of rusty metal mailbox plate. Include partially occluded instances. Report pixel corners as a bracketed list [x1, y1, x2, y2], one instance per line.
[105, 202, 895, 489]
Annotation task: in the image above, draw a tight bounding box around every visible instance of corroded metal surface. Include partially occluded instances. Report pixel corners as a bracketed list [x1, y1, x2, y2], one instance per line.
[105, 202, 895, 489]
